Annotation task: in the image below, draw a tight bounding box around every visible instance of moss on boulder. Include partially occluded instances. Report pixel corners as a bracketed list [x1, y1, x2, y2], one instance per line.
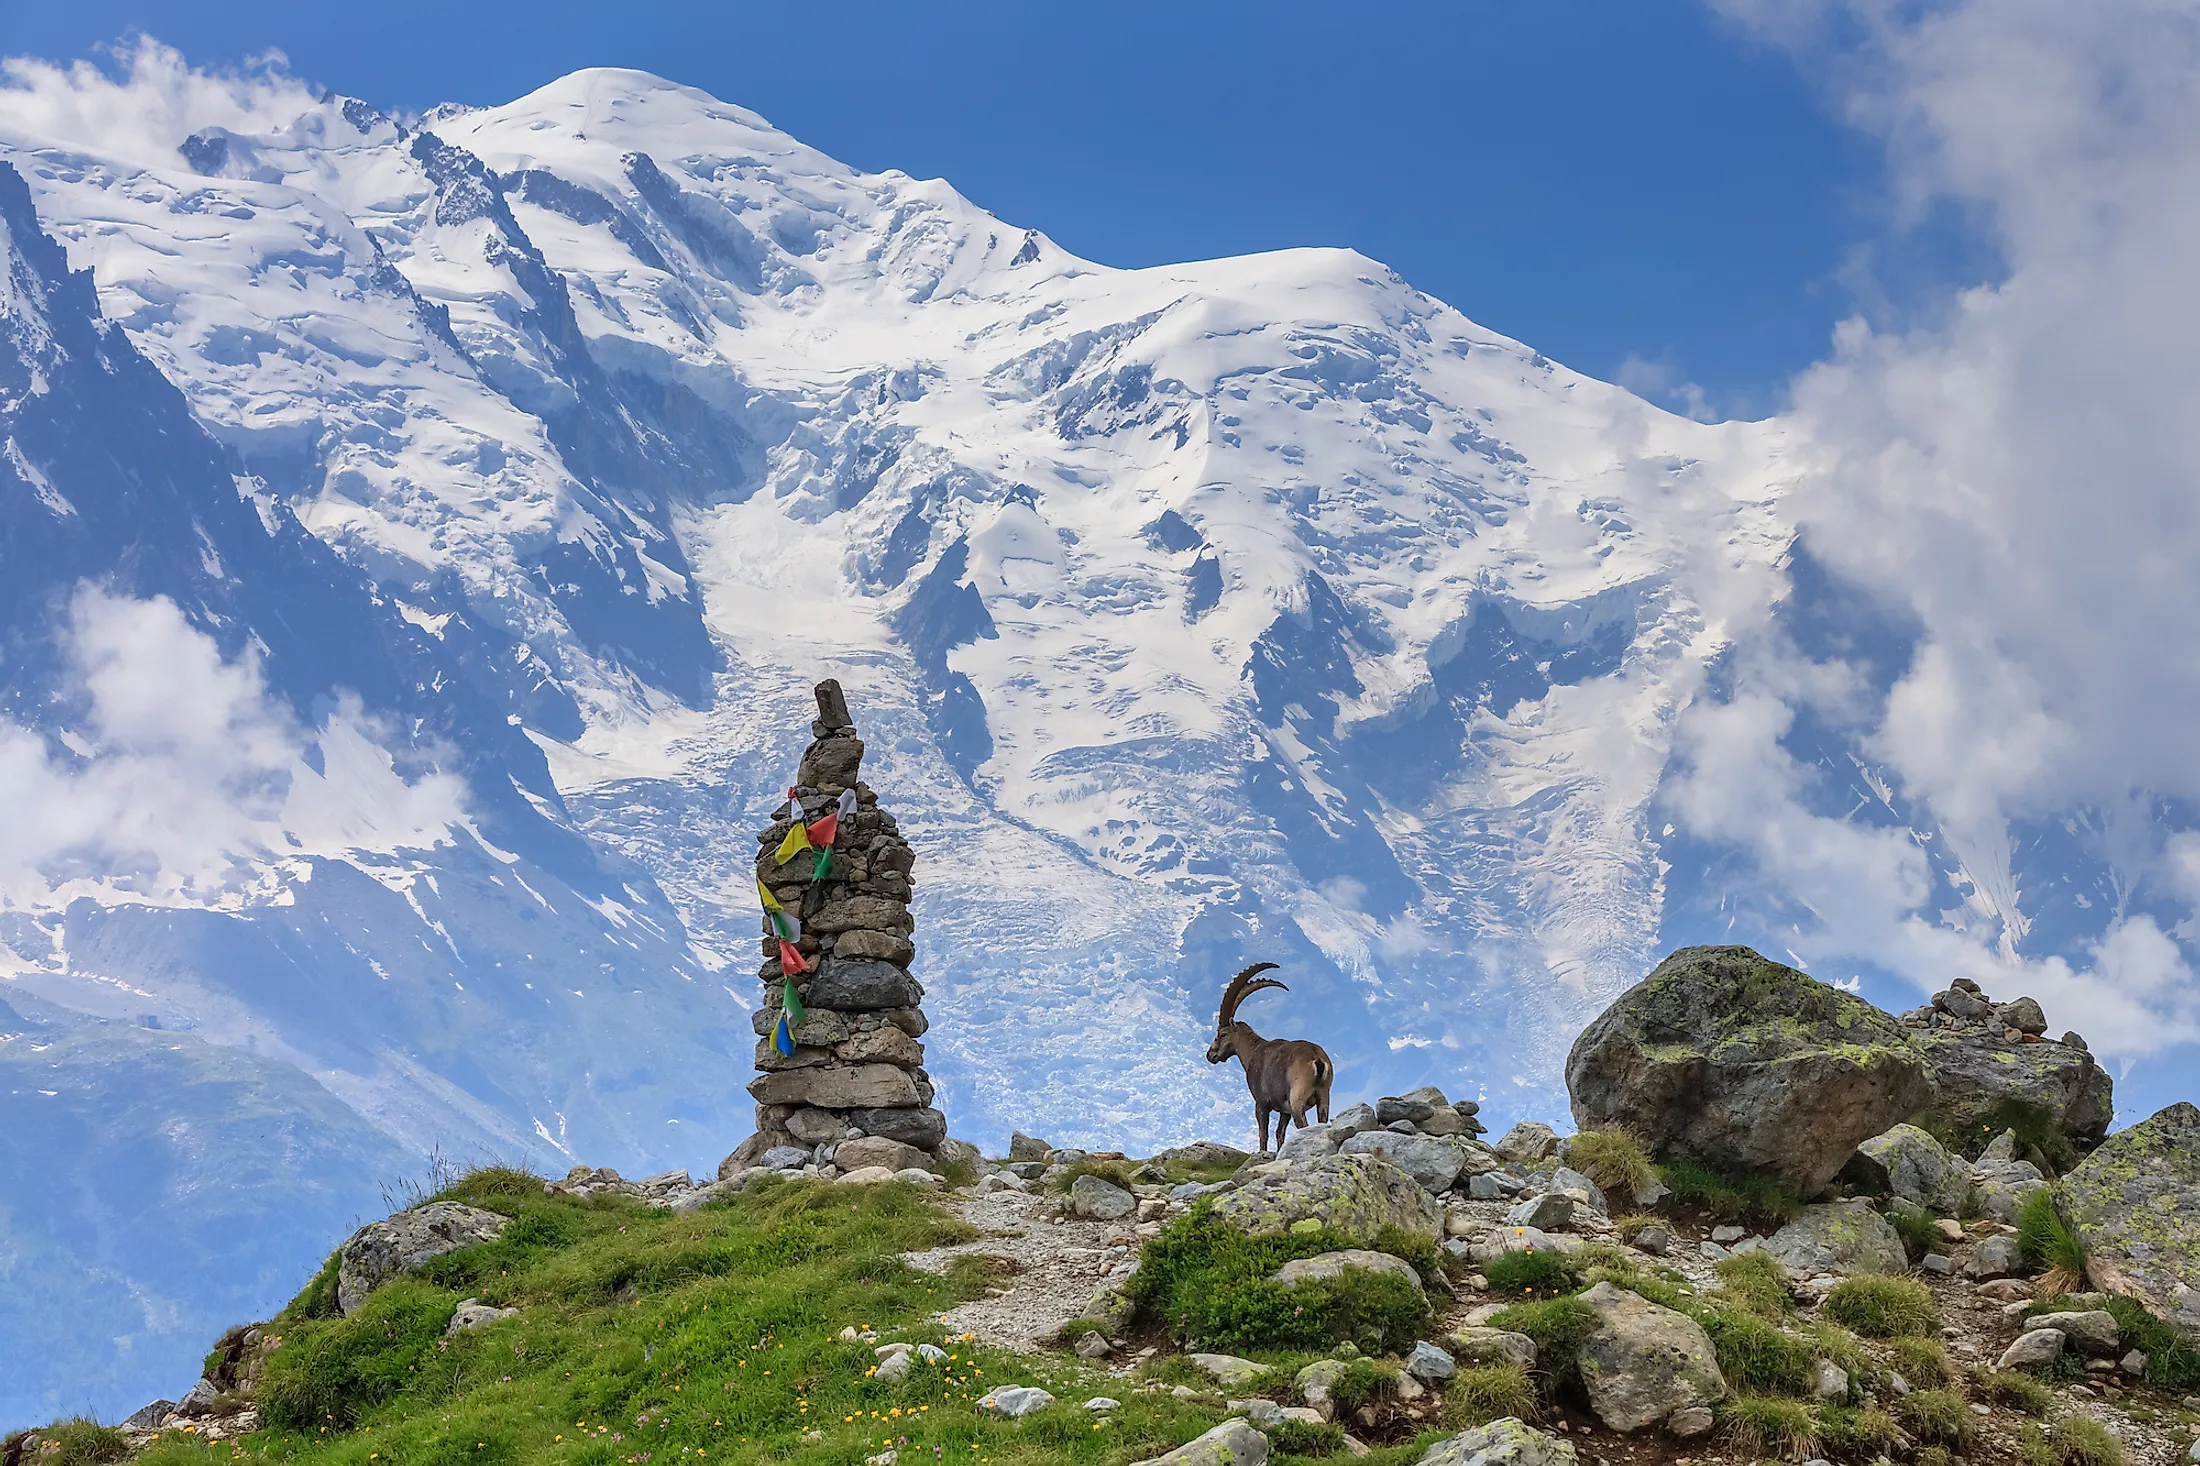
[2058, 1101, 2200, 1340]
[1206, 1152, 1444, 1242]
[1566, 945, 1933, 1197]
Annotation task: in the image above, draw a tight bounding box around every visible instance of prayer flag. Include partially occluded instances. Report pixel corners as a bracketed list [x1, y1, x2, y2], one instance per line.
[774, 818, 813, 866]
[806, 787, 858, 849]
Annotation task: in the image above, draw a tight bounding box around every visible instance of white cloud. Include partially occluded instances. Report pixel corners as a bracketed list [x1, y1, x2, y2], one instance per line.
[0, 587, 464, 908]
[0, 37, 316, 170]
[1675, 0, 2200, 1056]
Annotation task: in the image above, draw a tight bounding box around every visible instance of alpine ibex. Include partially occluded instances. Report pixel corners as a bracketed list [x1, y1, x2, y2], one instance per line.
[1206, 962, 1334, 1153]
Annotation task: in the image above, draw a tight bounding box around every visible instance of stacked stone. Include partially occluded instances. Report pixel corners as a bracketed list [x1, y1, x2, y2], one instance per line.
[726, 680, 944, 1177]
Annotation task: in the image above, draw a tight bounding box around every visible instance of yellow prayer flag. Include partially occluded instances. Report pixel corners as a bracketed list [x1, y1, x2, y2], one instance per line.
[774, 820, 813, 866]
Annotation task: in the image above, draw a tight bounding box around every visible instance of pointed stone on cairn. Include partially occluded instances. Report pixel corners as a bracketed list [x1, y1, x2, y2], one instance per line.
[719, 680, 944, 1179]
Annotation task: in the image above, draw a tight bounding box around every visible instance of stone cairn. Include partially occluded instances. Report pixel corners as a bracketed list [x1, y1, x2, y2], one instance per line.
[719, 680, 944, 1180]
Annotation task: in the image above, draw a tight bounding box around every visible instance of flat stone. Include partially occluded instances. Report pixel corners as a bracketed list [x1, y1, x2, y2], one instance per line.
[891, 1168, 939, 1187]
[1407, 1341, 1458, 1382]
[758, 1144, 814, 1170]
[1277, 1124, 1342, 1162]
[1469, 1172, 1524, 1200]
[1340, 1131, 1469, 1192]
[806, 956, 925, 1012]
[835, 1024, 926, 1066]
[1074, 1331, 1113, 1359]
[1071, 1175, 1138, 1221]
[1668, 1407, 1715, 1439]
[1761, 1200, 1908, 1277]
[1494, 1122, 1561, 1163]
[1128, 1419, 1270, 1466]
[748, 1063, 921, 1109]
[1633, 1225, 1672, 1256]
[1998, 1328, 2066, 1370]
[848, 1106, 947, 1149]
[807, 895, 914, 935]
[835, 1166, 897, 1184]
[833, 929, 917, 965]
[1208, 1153, 1444, 1243]
[1507, 1193, 1575, 1230]
[834, 1136, 931, 1174]
[1967, 1234, 2024, 1279]
[1085, 1398, 1121, 1411]
[337, 1202, 508, 1315]
[1418, 1417, 1580, 1466]
[1329, 1103, 1380, 1137]
[2034, 1310, 2121, 1354]
[1921, 1254, 1955, 1276]
[1273, 1248, 1423, 1289]
[1190, 1353, 1270, 1388]
[1449, 1327, 1537, 1368]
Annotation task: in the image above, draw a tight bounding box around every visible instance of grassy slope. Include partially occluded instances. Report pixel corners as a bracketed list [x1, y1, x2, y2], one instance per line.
[127, 1172, 1439, 1466]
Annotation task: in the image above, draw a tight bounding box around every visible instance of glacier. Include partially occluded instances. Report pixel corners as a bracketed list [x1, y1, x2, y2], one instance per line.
[0, 50, 2187, 1426]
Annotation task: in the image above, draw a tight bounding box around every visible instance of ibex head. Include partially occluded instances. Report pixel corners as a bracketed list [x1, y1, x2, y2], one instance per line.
[1206, 962, 1287, 1064]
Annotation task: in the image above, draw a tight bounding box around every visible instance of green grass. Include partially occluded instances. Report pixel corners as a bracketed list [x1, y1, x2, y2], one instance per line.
[1890, 1335, 1953, 1387]
[1896, 1387, 1976, 1450]
[112, 1170, 1321, 1466]
[1819, 1403, 1904, 1462]
[1656, 1160, 1802, 1229]
[1324, 1358, 1399, 1416]
[2016, 1190, 2089, 1290]
[2021, 1417, 2128, 1466]
[2025, 1293, 2200, 1392]
[1483, 1248, 1573, 1297]
[1976, 1368, 2054, 1415]
[1048, 1158, 1143, 1195]
[1125, 1208, 1431, 1355]
[1697, 1304, 1817, 1395]
[1721, 1394, 1822, 1461]
[9, 1419, 132, 1464]
[1886, 1203, 1947, 1262]
[1487, 1297, 1598, 1401]
[1713, 1251, 1796, 1320]
[1821, 1276, 1938, 1338]
[1269, 1417, 1349, 1456]
[1441, 1364, 1538, 1428]
[1564, 1130, 1654, 1201]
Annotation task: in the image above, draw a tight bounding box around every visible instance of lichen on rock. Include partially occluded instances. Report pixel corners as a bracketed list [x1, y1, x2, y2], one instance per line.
[2058, 1100, 2200, 1339]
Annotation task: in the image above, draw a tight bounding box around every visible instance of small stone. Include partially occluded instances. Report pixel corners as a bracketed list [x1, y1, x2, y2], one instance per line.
[1296, 1359, 1348, 1419]
[445, 1298, 520, 1335]
[1810, 1360, 1849, 1400]
[1189, 1353, 1269, 1388]
[874, 1351, 912, 1384]
[1921, 1253, 1955, 1276]
[975, 1385, 1054, 1418]
[835, 1165, 898, 1185]
[1698, 1241, 1730, 1262]
[1709, 1224, 1746, 1244]
[1668, 1407, 1715, 1439]
[2119, 1350, 2147, 1377]
[2034, 1310, 2121, 1355]
[1887, 1372, 1913, 1396]
[1935, 1218, 1965, 1243]
[1449, 1327, 1538, 1368]
[1074, 1331, 1113, 1359]
[1069, 1175, 1138, 1220]
[1633, 1225, 1672, 1257]
[1494, 1121, 1561, 1163]
[1966, 1234, 2024, 1279]
[1997, 1329, 2066, 1370]
[1469, 1172, 1524, 1200]
[1408, 1341, 1458, 1382]
[1273, 1249, 1422, 1289]
[1009, 1131, 1054, 1162]
[1229, 1397, 1287, 1428]
[1084, 1398, 1121, 1411]
[1508, 1193, 1577, 1230]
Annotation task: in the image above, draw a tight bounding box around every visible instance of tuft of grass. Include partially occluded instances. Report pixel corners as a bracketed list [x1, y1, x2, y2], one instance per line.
[1886, 1203, 1947, 1262]
[1657, 1160, 1802, 1229]
[1566, 1129, 1654, 1201]
[1698, 1303, 1817, 1396]
[2021, 1417, 2128, 1466]
[1610, 1213, 1664, 1244]
[1325, 1358, 1398, 1415]
[1896, 1387, 1976, 1450]
[1714, 1251, 1796, 1320]
[1976, 1368, 2054, 1415]
[1916, 1447, 1955, 1466]
[1442, 1364, 1539, 1427]
[1890, 1335, 1954, 1387]
[15, 1420, 132, 1465]
[1488, 1296, 1599, 1400]
[279, 1249, 344, 1324]
[1722, 1395, 1823, 1461]
[1484, 1248, 1574, 1297]
[1049, 1158, 1143, 1195]
[1819, 1403, 1905, 1462]
[431, 1164, 547, 1214]
[1125, 1208, 1431, 1354]
[2017, 1189, 2089, 1293]
[2028, 1293, 2200, 1393]
[1270, 1417, 1348, 1456]
[1822, 1275, 1938, 1338]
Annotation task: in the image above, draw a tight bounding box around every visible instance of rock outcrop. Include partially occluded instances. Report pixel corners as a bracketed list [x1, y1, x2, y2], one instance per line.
[1419, 1418, 1578, 1466]
[726, 681, 944, 1177]
[1761, 1200, 1910, 1278]
[1566, 946, 1935, 1197]
[1896, 977, 2113, 1154]
[336, 1202, 507, 1315]
[1841, 1122, 1973, 1214]
[1209, 1152, 1445, 1242]
[1573, 1282, 1728, 1432]
[2059, 1101, 2200, 1339]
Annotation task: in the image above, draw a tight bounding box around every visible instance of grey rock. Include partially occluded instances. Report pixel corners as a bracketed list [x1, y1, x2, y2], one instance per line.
[175, 1377, 221, 1417]
[1004, 1161, 1046, 1180]
[1972, 1155, 2049, 1223]
[1761, 1201, 1908, 1277]
[1190, 1352, 1270, 1388]
[445, 1297, 518, 1336]
[1329, 1102, 1381, 1137]
[1277, 1124, 1342, 1162]
[975, 1384, 1053, 1417]
[1085, 1397, 1122, 1411]
[891, 1167, 940, 1187]
[1469, 1171, 1526, 1200]
[1379, 1096, 1438, 1125]
[1449, 1327, 1537, 1368]
[1996, 997, 2049, 1035]
[1418, 1419, 1579, 1466]
[849, 1106, 948, 1149]
[123, 1400, 178, 1430]
[835, 1135, 932, 1175]
[1667, 1407, 1715, 1439]
[976, 1172, 1029, 1195]
[1340, 1130, 1468, 1192]
[1936, 987, 1994, 1020]
[1697, 1240, 1730, 1262]
[1911, 1023, 2113, 1153]
[1401, 1084, 1453, 1109]
[337, 1202, 507, 1315]
[1966, 1235, 2025, 1279]
[2120, 1350, 2148, 1377]
[1421, 1107, 1468, 1137]
[1920, 1253, 1955, 1276]
[1127, 1419, 1270, 1466]
[1566, 945, 1934, 1197]
[1709, 1224, 1746, 1244]
[758, 1145, 813, 1170]
[806, 955, 925, 1011]
[1810, 1359, 1850, 1400]
[1848, 1123, 1975, 1215]
[1154, 1140, 1253, 1169]
[1274, 1248, 1423, 1289]
[1172, 1179, 1236, 1202]
[1070, 1175, 1138, 1221]
[1208, 1153, 1444, 1243]
[1494, 1122, 1561, 1163]
[1506, 1193, 1575, 1230]
[1575, 1281, 1728, 1431]
[1408, 1341, 1457, 1382]
[1297, 1358, 1348, 1418]
[1549, 1168, 1609, 1215]
[2060, 1101, 2200, 1340]
[787, 1107, 850, 1144]
[1074, 1331, 1113, 1359]
[1230, 1397, 1288, 1428]
[747, 1062, 920, 1109]
[1997, 1328, 2066, 1370]
[1633, 1225, 1672, 1256]
[2034, 1310, 2121, 1354]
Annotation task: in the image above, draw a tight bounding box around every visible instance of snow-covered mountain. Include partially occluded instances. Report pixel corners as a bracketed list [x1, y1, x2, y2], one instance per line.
[2, 51, 2178, 1426]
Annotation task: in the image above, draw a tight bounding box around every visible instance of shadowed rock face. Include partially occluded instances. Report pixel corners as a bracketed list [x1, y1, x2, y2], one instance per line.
[1565, 945, 1934, 1197]
[1905, 1023, 2113, 1153]
[2060, 1101, 2200, 1341]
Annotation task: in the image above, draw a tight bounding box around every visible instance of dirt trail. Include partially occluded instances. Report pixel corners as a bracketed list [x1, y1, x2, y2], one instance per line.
[902, 1189, 1144, 1350]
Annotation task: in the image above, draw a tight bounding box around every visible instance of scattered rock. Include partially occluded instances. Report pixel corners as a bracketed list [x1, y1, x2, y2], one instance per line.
[1449, 1327, 1538, 1368]
[1085, 1397, 1121, 1411]
[1507, 1193, 1576, 1230]
[1069, 1175, 1138, 1220]
[2034, 1310, 2121, 1355]
[1633, 1225, 1672, 1256]
[1009, 1132, 1055, 1162]
[1845, 1123, 1974, 1214]
[875, 1350, 913, 1384]
[1274, 1249, 1423, 1289]
[1910, 1023, 2112, 1153]
[1709, 1224, 1746, 1244]
[1810, 1360, 1850, 1400]
[2060, 1101, 2200, 1339]
[1921, 1253, 1955, 1276]
[1966, 1235, 2025, 1279]
[1297, 1359, 1349, 1419]
[1761, 1201, 1908, 1277]
[1155, 1141, 1250, 1169]
[336, 1202, 508, 1315]
[1208, 1153, 1444, 1242]
[1566, 945, 1933, 1196]
[835, 1136, 932, 1174]
[445, 1298, 519, 1335]
[1379, 1096, 1438, 1125]
[1574, 1281, 1728, 1432]
[1128, 1419, 1271, 1466]
[1408, 1341, 1458, 1382]
[1190, 1353, 1270, 1388]
[1495, 1122, 1562, 1163]
[1340, 1130, 1469, 1192]
[1073, 1331, 1113, 1359]
[2121, 1350, 2148, 1377]
[1469, 1172, 1524, 1201]
[1998, 1329, 2066, 1370]
[1974, 1278, 2035, 1302]
[836, 1165, 899, 1184]
[976, 1385, 1054, 1417]
[1419, 1416, 1581, 1466]
[1668, 1407, 1715, 1439]
[122, 1400, 177, 1430]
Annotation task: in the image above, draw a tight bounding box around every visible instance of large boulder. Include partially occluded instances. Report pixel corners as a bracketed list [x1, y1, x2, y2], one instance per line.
[1566, 946, 1934, 1197]
[1419, 1418, 1578, 1466]
[1339, 1131, 1470, 1192]
[1574, 1282, 1728, 1432]
[1129, 1419, 1270, 1466]
[1908, 1026, 2113, 1154]
[1208, 1153, 1445, 1242]
[1843, 1123, 1973, 1215]
[337, 1202, 507, 1315]
[748, 1062, 921, 1109]
[1273, 1249, 1423, 1289]
[1761, 1201, 1909, 1277]
[2059, 1102, 2200, 1339]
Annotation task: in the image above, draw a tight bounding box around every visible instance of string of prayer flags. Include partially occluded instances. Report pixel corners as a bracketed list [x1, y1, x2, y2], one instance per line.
[772, 976, 808, 1057]
[772, 787, 859, 879]
[757, 876, 810, 981]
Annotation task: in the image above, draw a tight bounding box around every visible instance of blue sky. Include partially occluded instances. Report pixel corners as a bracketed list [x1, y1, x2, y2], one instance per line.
[1, 0, 1943, 418]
